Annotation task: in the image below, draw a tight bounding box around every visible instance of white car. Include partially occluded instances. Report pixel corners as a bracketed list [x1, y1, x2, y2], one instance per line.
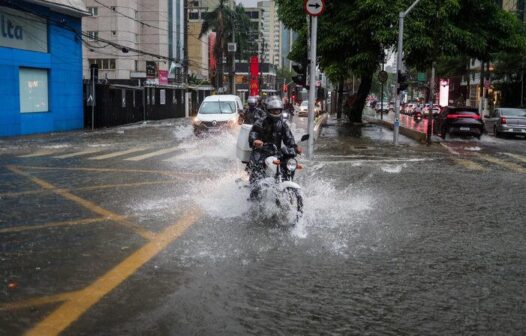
[192, 95, 243, 135]
[298, 100, 320, 117]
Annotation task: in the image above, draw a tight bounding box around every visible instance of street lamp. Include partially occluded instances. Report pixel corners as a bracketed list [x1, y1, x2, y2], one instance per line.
[394, 0, 423, 145]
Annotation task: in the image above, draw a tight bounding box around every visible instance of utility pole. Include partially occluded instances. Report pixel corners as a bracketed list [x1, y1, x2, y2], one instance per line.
[427, 63, 435, 145]
[183, 0, 189, 86]
[394, 0, 423, 145]
[230, 22, 236, 95]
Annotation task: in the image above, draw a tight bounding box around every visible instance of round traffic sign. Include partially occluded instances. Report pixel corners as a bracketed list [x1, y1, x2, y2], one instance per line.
[378, 70, 388, 83]
[304, 0, 325, 16]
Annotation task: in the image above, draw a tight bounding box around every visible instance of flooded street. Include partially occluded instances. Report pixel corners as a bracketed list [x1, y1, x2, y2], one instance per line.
[1, 116, 525, 335]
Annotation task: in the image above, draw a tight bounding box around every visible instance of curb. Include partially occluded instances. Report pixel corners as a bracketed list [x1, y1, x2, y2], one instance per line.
[313, 113, 328, 141]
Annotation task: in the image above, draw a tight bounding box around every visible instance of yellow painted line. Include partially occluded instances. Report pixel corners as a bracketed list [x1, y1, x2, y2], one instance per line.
[0, 217, 108, 235]
[0, 180, 178, 198]
[5, 166, 156, 241]
[453, 159, 487, 172]
[124, 146, 180, 161]
[440, 143, 460, 156]
[15, 165, 208, 178]
[0, 291, 79, 312]
[88, 147, 150, 160]
[503, 152, 526, 164]
[52, 148, 104, 159]
[18, 149, 58, 158]
[25, 210, 202, 336]
[76, 180, 179, 191]
[477, 154, 526, 174]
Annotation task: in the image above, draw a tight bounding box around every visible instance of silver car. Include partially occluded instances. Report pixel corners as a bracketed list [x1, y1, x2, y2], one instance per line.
[484, 108, 526, 137]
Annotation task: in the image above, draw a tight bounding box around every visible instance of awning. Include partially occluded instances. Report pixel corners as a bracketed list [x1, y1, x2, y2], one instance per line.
[23, 0, 89, 17]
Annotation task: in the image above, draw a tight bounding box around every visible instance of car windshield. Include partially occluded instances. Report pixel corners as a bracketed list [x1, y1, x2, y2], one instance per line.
[199, 101, 235, 114]
[301, 101, 308, 107]
[501, 108, 526, 117]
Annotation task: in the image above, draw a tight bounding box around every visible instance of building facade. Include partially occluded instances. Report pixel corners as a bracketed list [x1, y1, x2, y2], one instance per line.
[0, 0, 88, 136]
[82, 0, 185, 83]
[258, 0, 280, 66]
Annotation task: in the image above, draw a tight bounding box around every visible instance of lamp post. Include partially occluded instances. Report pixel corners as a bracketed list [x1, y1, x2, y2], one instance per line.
[394, 0, 423, 145]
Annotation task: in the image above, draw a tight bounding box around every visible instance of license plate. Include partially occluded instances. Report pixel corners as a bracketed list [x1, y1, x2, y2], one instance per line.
[460, 127, 470, 131]
[208, 127, 221, 133]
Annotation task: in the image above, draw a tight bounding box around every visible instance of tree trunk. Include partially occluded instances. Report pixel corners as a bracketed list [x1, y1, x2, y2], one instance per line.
[336, 78, 344, 119]
[347, 72, 373, 123]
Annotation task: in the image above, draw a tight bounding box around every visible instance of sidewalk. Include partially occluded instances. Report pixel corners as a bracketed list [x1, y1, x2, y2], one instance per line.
[362, 107, 441, 143]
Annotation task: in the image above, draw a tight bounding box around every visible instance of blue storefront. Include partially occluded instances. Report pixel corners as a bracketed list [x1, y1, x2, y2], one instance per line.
[0, 0, 87, 137]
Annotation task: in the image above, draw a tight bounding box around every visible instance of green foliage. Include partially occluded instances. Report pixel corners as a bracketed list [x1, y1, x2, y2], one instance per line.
[276, 0, 526, 121]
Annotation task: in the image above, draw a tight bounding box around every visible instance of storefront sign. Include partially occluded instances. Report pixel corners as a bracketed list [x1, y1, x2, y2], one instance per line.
[0, 6, 48, 53]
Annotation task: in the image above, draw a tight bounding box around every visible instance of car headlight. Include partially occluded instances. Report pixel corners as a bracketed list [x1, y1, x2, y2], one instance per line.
[286, 159, 297, 172]
[193, 117, 201, 125]
[228, 117, 237, 126]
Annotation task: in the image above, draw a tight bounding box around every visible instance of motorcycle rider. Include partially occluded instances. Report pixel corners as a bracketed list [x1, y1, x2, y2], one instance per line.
[242, 96, 265, 125]
[248, 99, 302, 200]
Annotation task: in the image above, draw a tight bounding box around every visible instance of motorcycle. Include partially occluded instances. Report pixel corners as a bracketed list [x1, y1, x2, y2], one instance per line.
[249, 134, 309, 225]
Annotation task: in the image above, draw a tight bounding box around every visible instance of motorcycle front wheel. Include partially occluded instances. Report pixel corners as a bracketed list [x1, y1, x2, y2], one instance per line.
[281, 187, 303, 225]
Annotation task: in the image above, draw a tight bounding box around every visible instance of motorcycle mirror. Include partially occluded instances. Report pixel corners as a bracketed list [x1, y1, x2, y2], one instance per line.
[300, 134, 310, 142]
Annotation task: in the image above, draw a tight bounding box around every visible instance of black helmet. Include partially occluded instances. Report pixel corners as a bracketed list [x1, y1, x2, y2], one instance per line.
[266, 99, 283, 120]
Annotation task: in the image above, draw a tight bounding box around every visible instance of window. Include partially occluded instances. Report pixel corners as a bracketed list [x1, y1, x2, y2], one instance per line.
[189, 10, 199, 20]
[88, 59, 116, 70]
[87, 7, 98, 16]
[19, 68, 49, 113]
[87, 31, 98, 40]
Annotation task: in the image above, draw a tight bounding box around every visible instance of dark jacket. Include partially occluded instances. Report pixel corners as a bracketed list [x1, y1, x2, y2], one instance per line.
[249, 116, 297, 150]
[243, 107, 266, 125]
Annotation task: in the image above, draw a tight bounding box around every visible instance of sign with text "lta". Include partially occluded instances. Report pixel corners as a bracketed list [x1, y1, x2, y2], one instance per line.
[0, 6, 48, 53]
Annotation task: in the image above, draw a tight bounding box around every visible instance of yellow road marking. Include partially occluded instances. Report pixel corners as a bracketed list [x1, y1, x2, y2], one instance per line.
[124, 146, 180, 161]
[0, 217, 107, 235]
[6, 166, 155, 240]
[25, 210, 202, 336]
[440, 143, 460, 156]
[0, 180, 179, 199]
[503, 152, 526, 164]
[0, 291, 80, 312]
[88, 147, 150, 160]
[76, 180, 179, 191]
[477, 154, 526, 173]
[453, 159, 487, 172]
[53, 148, 104, 159]
[18, 149, 58, 158]
[14, 165, 208, 178]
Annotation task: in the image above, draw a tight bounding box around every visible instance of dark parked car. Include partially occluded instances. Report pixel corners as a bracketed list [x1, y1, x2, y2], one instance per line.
[484, 108, 526, 138]
[435, 107, 484, 139]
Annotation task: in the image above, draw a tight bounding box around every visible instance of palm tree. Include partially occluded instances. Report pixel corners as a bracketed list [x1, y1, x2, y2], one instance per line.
[199, 1, 251, 90]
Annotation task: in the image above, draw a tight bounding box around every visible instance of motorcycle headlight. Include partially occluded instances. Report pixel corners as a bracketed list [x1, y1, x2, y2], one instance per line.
[283, 112, 289, 118]
[286, 159, 297, 172]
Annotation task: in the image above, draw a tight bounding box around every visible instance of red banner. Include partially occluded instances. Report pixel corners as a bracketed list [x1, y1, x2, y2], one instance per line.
[158, 70, 168, 85]
[250, 56, 259, 96]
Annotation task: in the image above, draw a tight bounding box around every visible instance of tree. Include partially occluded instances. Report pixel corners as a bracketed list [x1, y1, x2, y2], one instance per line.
[276, 0, 526, 123]
[199, 1, 251, 90]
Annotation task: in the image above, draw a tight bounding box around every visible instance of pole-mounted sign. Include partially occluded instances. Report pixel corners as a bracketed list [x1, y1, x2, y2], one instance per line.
[304, 0, 324, 159]
[304, 0, 325, 17]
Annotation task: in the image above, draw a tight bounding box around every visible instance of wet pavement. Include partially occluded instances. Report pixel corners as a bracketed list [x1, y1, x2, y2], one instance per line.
[1, 115, 525, 335]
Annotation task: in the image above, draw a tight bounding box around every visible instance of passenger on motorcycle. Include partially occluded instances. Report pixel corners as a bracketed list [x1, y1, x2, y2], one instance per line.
[242, 96, 266, 125]
[248, 99, 302, 200]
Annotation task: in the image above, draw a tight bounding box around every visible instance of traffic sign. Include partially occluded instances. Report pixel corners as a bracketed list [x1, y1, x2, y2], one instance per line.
[304, 0, 325, 16]
[378, 71, 388, 83]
